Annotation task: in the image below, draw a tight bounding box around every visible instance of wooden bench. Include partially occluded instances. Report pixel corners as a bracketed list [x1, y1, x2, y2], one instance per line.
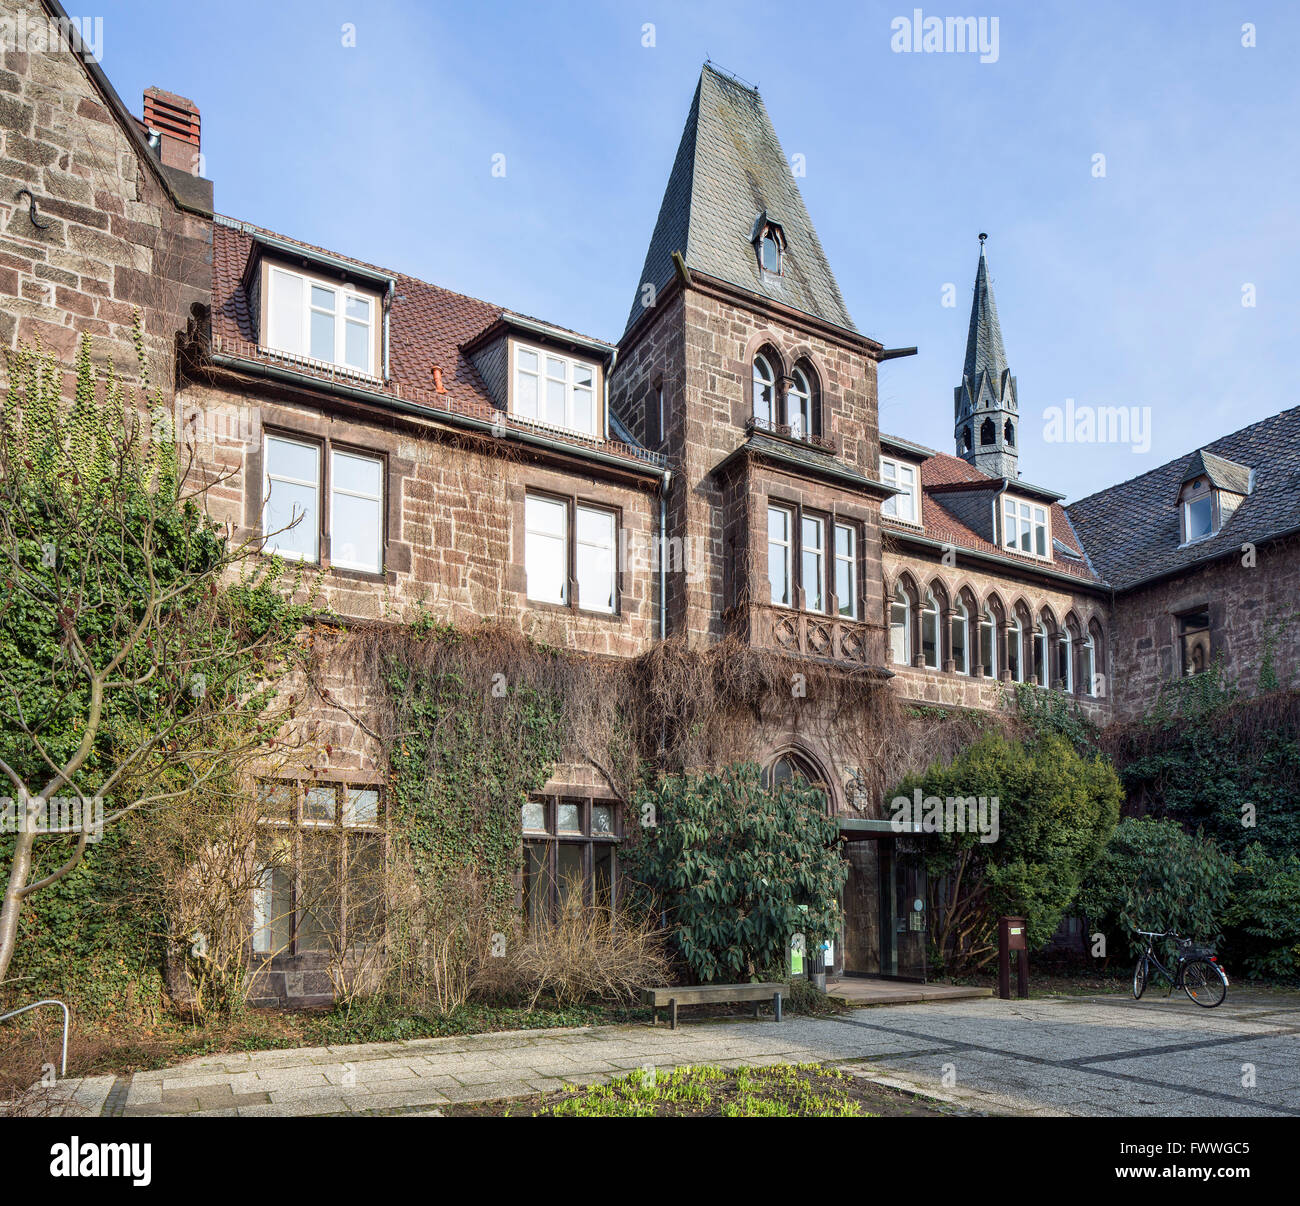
[640, 982, 786, 1030]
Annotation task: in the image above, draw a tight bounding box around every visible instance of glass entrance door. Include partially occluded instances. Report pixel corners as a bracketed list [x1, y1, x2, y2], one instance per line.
[878, 843, 928, 980]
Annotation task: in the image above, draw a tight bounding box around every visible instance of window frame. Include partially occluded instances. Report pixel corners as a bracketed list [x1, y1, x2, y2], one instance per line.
[1003, 496, 1051, 561]
[1182, 494, 1215, 544]
[265, 264, 377, 376]
[522, 796, 621, 925]
[890, 584, 911, 665]
[979, 606, 997, 679]
[328, 446, 386, 575]
[260, 431, 387, 577]
[834, 522, 858, 621]
[523, 490, 621, 616]
[880, 457, 921, 525]
[252, 779, 386, 959]
[920, 589, 940, 671]
[753, 354, 777, 428]
[768, 500, 860, 618]
[951, 599, 971, 675]
[512, 342, 600, 438]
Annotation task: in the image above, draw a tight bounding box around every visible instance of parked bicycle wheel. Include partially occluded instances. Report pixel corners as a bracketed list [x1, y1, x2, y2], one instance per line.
[1132, 957, 1147, 1000]
[1182, 958, 1227, 1008]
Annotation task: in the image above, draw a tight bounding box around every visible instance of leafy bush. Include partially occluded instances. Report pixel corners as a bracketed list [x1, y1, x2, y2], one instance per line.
[1077, 817, 1235, 960]
[623, 763, 847, 984]
[892, 731, 1122, 972]
[1225, 843, 1300, 979]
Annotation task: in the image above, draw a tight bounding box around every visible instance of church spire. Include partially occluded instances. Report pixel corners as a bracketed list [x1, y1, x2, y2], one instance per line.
[954, 234, 1018, 477]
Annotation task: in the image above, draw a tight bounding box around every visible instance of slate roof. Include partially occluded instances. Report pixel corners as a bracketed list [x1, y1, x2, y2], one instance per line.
[208, 218, 660, 470]
[625, 64, 856, 335]
[1180, 448, 1252, 496]
[962, 243, 1009, 386]
[882, 451, 1101, 584]
[1066, 407, 1300, 591]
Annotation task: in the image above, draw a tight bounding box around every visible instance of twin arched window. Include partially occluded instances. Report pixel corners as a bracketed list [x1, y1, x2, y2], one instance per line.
[752, 353, 820, 440]
[889, 584, 911, 664]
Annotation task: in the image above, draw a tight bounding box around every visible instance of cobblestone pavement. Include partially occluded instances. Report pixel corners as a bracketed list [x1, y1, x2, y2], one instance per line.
[43, 991, 1300, 1118]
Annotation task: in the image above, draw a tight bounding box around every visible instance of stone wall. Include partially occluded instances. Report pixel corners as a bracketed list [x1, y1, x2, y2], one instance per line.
[0, 0, 210, 391]
[1107, 531, 1300, 719]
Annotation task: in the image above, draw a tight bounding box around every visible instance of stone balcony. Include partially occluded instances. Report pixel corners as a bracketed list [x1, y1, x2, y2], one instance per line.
[747, 604, 887, 668]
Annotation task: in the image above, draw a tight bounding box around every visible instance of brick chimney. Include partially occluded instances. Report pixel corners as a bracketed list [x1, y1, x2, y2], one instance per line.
[143, 87, 200, 173]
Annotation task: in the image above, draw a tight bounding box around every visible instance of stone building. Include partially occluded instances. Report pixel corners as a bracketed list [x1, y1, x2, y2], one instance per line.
[1, 5, 1296, 998]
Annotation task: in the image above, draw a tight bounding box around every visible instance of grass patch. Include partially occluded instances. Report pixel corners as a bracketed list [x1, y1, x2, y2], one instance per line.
[451, 1062, 952, 1118]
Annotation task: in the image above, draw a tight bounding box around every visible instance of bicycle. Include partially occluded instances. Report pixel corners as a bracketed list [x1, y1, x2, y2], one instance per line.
[1132, 929, 1228, 1008]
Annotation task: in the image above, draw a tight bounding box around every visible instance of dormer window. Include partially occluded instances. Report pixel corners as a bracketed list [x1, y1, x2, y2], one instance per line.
[1176, 452, 1251, 546]
[756, 222, 784, 275]
[512, 343, 600, 437]
[1179, 477, 1217, 544]
[880, 457, 920, 525]
[265, 264, 377, 376]
[1003, 496, 1050, 560]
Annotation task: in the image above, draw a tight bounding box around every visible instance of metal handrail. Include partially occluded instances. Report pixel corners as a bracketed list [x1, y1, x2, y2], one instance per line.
[0, 999, 69, 1077]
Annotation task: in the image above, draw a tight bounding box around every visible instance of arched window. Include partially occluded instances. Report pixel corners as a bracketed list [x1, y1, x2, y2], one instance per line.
[1060, 629, 1074, 693]
[788, 366, 813, 439]
[1034, 621, 1050, 687]
[980, 605, 997, 678]
[1004, 419, 1015, 446]
[764, 751, 828, 812]
[1082, 631, 1097, 696]
[1009, 614, 1024, 682]
[962, 426, 972, 452]
[980, 418, 995, 446]
[951, 599, 970, 675]
[758, 227, 783, 274]
[890, 584, 911, 664]
[753, 354, 775, 427]
[921, 590, 940, 670]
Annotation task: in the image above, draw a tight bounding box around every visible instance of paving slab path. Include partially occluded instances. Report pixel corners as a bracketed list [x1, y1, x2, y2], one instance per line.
[39, 990, 1300, 1117]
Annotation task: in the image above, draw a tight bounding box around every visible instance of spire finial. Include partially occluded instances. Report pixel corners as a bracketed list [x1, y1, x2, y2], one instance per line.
[978, 231, 987, 253]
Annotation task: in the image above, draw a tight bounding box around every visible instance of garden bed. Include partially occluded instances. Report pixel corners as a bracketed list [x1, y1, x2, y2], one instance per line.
[446, 1062, 954, 1118]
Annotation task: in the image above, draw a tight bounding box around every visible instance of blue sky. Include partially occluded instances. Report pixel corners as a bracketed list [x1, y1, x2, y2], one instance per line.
[94, 1, 1299, 502]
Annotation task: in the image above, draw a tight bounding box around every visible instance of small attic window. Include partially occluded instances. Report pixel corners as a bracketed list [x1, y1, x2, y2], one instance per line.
[756, 223, 784, 275]
[1180, 477, 1216, 544]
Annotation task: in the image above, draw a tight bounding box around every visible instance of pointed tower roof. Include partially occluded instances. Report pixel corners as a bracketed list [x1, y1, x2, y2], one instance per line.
[962, 236, 1009, 385]
[625, 64, 856, 335]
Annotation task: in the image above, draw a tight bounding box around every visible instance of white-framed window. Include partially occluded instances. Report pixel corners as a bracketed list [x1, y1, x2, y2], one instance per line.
[525, 494, 569, 605]
[266, 266, 375, 375]
[1060, 629, 1075, 693]
[1009, 616, 1024, 682]
[801, 515, 825, 613]
[890, 585, 911, 664]
[1003, 497, 1050, 559]
[951, 600, 970, 675]
[880, 458, 919, 524]
[768, 504, 793, 607]
[921, 590, 940, 670]
[1183, 494, 1214, 543]
[329, 449, 383, 574]
[263, 435, 320, 562]
[1035, 621, 1050, 687]
[753, 354, 776, 427]
[513, 344, 598, 437]
[524, 494, 618, 613]
[834, 523, 857, 620]
[788, 367, 812, 439]
[980, 606, 997, 678]
[1083, 631, 1097, 696]
[575, 504, 617, 614]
